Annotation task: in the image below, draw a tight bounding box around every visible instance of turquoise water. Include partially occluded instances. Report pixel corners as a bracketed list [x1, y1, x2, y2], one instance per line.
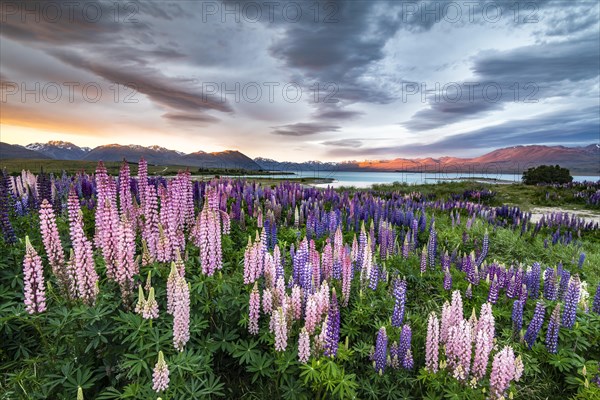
[232, 171, 600, 189]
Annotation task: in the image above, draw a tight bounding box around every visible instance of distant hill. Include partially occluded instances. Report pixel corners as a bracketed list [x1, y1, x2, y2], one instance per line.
[0, 142, 52, 160]
[2, 141, 598, 175]
[2, 141, 262, 171]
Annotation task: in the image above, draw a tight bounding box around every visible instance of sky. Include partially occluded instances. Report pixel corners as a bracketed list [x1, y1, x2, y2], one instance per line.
[1, 0, 599, 162]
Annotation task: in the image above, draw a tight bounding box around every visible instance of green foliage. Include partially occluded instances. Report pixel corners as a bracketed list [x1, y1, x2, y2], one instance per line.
[523, 165, 573, 185]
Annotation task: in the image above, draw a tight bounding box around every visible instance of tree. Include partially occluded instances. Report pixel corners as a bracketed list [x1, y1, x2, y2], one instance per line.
[522, 165, 573, 185]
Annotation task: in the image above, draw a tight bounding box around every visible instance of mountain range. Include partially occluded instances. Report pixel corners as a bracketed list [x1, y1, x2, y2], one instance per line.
[0, 141, 598, 175]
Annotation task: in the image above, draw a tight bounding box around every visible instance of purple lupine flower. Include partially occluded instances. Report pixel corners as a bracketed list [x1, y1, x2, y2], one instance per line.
[22, 236, 47, 314]
[373, 327, 388, 375]
[543, 267, 557, 301]
[465, 283, 472, 299]
[489, 346, 517, 400]
[475, 229, 489, 267]
[152, 351, 169, 393]
[524, 301, 545, 348]
[557, 268, 570, 300]
[324, 290, 340, 357]
[546, 303, 561, 354]
[391, 278, 407, 327]
[488, 277, 499, 304]
[443, 270, 452, 291]
[398, 324, 412, 370]
[426, 312, 439, 373]
[561, 275, 580, 329]
[593, 284, 600, 314]
[527, 262, 541, 299]
[512, 300, 524, 337]
[428, 226, 437, 268]
[578, 252, 585, 269]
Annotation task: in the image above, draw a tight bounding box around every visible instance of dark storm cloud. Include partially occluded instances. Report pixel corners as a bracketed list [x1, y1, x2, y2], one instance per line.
[51, 50, 233, 114]
[271, 122, 340, 136]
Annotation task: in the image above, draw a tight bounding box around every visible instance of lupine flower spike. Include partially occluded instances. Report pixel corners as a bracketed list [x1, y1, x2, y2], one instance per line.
[152, 351, 170, 393]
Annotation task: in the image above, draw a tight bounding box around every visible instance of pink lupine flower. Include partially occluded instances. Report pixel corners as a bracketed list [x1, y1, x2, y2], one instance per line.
[341, 247, 353, 307]
[116, 214, 138, 303]
[118, 160, 133, 220]
[447, 319, 472, 381]
[304, 295, 318, 334]
[39, 199, 75, 297]
[273, 307, 288, 352]
[173, 276, 190, 351]
[472, 329, 493, 380]
[143, 287, 159, 319]
[195, 187, 227, 276]
[249, 282, 261, 335]
[440, 301, 452, 344]
[514, 355, 524, 382]
[489, 346, 517, 400]
[291, 285, 303, 320]
[450, 290, 464, 328]
[141, 184, 159, 262]
[321, 239, 333, 281]
[262, 288, 273, 315]
[135, 284, 146, 315]
[22, 236, 47, 314]
[298, 327, 311, 363]
[426, 312, 440, 373]
[68, 190, 99, 305]
[166, 262, 179, 315]
[152, 351, 169, 393]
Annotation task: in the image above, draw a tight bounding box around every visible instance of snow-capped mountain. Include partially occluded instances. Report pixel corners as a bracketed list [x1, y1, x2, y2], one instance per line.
[26, 141, 90, 160]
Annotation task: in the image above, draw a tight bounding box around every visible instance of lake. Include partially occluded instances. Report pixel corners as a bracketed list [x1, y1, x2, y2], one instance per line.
[231, 171, 600, 189]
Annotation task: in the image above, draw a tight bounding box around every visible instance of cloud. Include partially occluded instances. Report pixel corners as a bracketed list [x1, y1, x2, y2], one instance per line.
[51, 50, 232, 117]
[403, 34, 600, 131]
[333, 106, 600, 158]
[271, 122, 340, 136]
[162, 112, 220, 124]
[321, 139, 363, 148]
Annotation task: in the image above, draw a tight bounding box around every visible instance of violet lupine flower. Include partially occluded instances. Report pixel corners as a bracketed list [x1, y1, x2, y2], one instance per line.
[428, 226, 437, 268]
[398, 324, 412, 370]
[298, 328, 311, 363]
[475, 230, 489, 267]
[143, 287, 159, 319]
[543, 267, 557, 301]
[546, 303, 561, 354]
[488, 277, 499, 304]
[273, 307, 288, 352]
[558, 269, 570, 300]
[593, 284, 600, 314]
[527, 262, 541, 299]
[173, 275, 190, 352]
[578, 252, 585, 269]
[391, 278, 407, 327]
[465, 283, 472, 299]
[524, 301, 545, 348]
[426, 312, 440, 373]
[489, 346, 517, 400]
[248, 282, 261, 335]
[373, 327, 388, 375]
[561, 275, 581, 329]
[512, 300, 524, 337]
[22, 236, 47, 314]
[0, 169, 16, 243]
[152, 351, 170, 393]
[443, 271, 452, 291]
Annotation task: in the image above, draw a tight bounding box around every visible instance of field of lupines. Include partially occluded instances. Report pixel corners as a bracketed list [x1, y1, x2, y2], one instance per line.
[1, 160, 599, 400]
